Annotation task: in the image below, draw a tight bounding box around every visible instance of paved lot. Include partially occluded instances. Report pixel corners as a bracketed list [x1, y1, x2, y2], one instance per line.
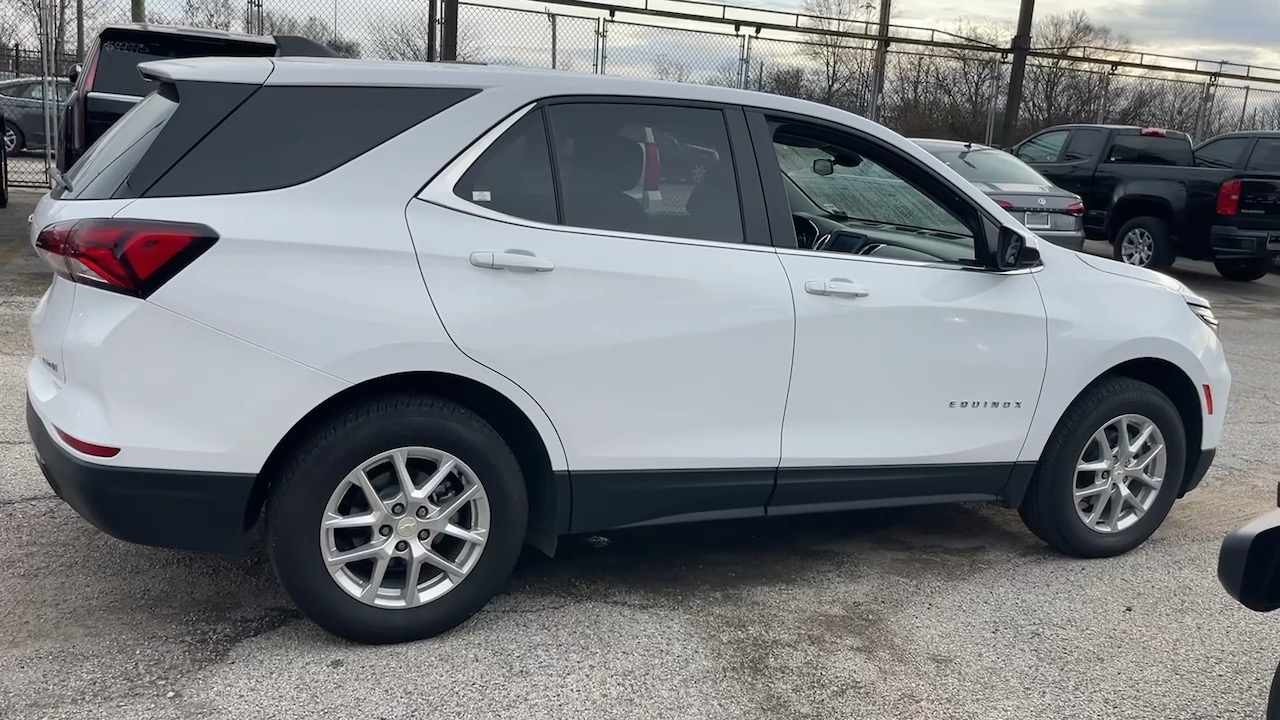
[2, 188, 1279, 719]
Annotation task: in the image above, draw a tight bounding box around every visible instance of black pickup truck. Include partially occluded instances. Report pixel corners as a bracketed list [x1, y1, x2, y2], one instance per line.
[1011, 124, 1280, 281]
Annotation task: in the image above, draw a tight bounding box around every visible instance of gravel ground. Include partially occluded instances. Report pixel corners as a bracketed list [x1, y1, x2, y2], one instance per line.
[2, 188, 1279, 720]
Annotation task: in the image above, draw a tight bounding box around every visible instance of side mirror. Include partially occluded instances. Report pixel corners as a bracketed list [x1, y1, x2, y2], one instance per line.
[991, 226, 1039, 270]
[812, 158, 834, 176]
[68, 64, 81, 83]
[1219, 507, 1280, 612]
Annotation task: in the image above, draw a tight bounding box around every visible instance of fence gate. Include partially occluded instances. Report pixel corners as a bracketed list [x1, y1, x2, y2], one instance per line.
[1, 0, 64, 189]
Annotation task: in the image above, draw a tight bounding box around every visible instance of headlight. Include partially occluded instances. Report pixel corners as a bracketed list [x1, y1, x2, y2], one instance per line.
[1188, 302, 1219, 335]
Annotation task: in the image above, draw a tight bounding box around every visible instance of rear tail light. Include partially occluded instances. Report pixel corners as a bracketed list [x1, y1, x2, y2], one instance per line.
[1066, 202, 1085, 217]
[1139, 127, 1168, 137]
[1217, 179, 1241, 216]
[995, 200, 1013, 209]
[643, 142, 661, 192]
[54, 426, 120, 457]
[35, 218, 218, 298]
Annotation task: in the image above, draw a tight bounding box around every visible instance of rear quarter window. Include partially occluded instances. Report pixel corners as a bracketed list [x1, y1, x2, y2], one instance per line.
[146, 85, 479, 197]
[94, 31, 275, 97]
[60, 83, 179, 200]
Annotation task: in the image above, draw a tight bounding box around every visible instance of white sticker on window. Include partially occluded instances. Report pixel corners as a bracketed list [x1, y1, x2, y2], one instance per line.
[472, 191, 492, 202]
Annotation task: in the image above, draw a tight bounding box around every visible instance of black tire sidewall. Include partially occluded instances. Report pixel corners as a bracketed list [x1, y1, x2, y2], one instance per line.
[267, 400, 528, 644]
[1114, 216, 1174, 270]
[1034, 382, 1186, 557]
[1214, 257, 1272, 282]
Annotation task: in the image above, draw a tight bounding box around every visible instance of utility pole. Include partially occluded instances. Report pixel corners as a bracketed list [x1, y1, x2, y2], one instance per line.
[76, 0, 84, 61]
[1000, 0, 1035, 147]
[427, 0, 438, 61]
[440, 0, 458, 61]
[867, 0, 891, 122]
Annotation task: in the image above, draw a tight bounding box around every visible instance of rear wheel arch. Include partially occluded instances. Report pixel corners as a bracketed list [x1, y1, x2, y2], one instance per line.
[1106, 197, 1173, 239]
[248, 371, 565, 556]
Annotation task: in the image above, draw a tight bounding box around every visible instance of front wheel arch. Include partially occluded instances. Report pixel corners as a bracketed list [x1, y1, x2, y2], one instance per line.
[249, 371, 563, 556]
[1058, 358, 1203, 498]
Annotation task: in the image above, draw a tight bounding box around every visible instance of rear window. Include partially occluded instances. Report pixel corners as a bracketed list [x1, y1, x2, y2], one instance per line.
[93, 31, 274, 97]
[61, 83, 178, 199]
[928, 148, 1052, 186]
[1104, 134, 1193, 166]
[1246, 139, 1280, 172]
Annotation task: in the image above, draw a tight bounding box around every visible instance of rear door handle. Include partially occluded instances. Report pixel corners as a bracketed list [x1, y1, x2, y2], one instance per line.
[470, 251, 555, 272]
[804, 278, 870, 298]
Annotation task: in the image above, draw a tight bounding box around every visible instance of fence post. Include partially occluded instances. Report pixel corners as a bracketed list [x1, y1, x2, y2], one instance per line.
[1238, 86, 1251, 131]
[598, 17, 609, 75]
[1193, 76, 1217, 140]
[985, 56, 1001, 146]
[737, 34, 750, 89]
[546, 10, 558, 70]
[1096, 69, 1114, 124]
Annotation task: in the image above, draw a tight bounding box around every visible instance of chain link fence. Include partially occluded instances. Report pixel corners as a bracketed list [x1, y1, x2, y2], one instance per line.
[5, 0, 1280, 187]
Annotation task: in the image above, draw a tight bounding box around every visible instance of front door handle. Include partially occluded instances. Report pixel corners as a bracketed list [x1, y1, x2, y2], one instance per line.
[470, 251, 555, 272]
[804, 278, 870, 298]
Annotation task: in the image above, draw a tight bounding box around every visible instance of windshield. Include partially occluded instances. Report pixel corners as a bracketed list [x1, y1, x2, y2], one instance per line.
[926, 147, 1052, 185]
[775, 143, 970, 236]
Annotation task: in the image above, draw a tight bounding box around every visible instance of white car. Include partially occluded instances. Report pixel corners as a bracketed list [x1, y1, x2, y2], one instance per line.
[26, 56, 1230, 644]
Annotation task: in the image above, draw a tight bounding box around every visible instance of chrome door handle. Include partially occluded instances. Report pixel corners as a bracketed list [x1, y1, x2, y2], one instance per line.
[804, 278, 870, 298]
[470, 251, 555, 272]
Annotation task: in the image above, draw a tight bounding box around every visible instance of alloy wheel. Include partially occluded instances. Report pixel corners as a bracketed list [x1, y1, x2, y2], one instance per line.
[319, 446, 490, 609]
[1119, 228, 1155, 266]
[2, 126, 15, 154]
[1073, 414, 1167, 534]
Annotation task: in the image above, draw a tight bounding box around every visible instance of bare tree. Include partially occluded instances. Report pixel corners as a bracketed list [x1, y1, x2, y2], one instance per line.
[182, 0, 235, 31]
[798, 0, 877, 111]
[652, 53, 690, 83]
[260, 10, 360, 58]
[367, 8, 480, 62]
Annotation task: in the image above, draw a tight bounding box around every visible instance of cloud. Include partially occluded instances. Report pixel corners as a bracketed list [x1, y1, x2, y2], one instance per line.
[1112, 0, 1280, 50]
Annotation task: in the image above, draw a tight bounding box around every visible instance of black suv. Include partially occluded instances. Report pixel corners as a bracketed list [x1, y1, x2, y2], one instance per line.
[58, 23, 336, 172]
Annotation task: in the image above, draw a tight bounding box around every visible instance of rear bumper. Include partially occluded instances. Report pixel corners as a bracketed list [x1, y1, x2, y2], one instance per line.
[1211, 225, 1280, 259]
[28, 396, 258, 553]
[1035, 230, 1085, 252]
[1180, 447, 1217, 498]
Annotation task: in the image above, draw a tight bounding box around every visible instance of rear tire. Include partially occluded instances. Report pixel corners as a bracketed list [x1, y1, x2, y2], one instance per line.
[3, 122, 22, 155]
[1019, 377, 1186, 558]
[1114, 216, 1175, 271]
[267, 395, 528, 644]
[1214, 257, 1272, 282]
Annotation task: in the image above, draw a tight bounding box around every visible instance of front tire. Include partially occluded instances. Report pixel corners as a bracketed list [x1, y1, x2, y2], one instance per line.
[1114, 216, 1175, 271]
[267, 395, 528, 644]
[3, 122, 23, 155]
[1019, 377, 1186, 558]
[1214, 257, 1273, 282]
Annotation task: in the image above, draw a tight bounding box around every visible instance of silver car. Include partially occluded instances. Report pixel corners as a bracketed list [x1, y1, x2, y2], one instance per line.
[913, 138, 1086, 251]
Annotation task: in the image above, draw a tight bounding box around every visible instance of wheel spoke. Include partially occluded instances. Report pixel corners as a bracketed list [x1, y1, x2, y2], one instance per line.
[1092, 427, 1113, 456]
[442, 523, 488, 546]
[361, 556, 390, 599]
[1115, 421, 1132, 462]
[1087, 491, 1110, 524]
[1128, 422, 1156, 456]
[1075, 483, 1109, 500]
[1106, 485, 1125, 531]
[391, 450, 417, 502]
[1117, 483, 1144, 519]
[414, 544, 466, 581]
[327, 540, 385, 567]
[1077, 459, 1110, 473]
[417, 457, 457, 502]
[1130, 471, 1163, 490]
[351, 468, 388, 514]
[1129, 444, 1164, 473]
[434, 483, 481, 521]
[323, 511, 379, 530]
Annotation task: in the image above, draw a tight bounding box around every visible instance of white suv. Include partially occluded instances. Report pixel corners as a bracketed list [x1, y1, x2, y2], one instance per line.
[27, 56, 1230, 644]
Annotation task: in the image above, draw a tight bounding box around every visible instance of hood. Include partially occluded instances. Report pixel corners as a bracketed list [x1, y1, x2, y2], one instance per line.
[1075, 253, 1209, 306]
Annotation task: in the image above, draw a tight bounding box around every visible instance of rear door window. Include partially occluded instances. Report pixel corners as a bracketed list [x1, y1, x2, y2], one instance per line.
[1104, 135, 1193, 166]
[1246, 139, 1280, 172]
[1063, 129, 1105, 162]
[93, 31, 275, 97]
[1016, 130, 1068, 163]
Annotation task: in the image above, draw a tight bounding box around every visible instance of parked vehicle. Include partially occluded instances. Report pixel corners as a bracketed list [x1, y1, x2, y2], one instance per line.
[1, 77, 71, 154]
[913, 138, 1085, 251]
[28, 57, 1229, 644]
[1218, 483, 1280, 719]
[1012, 124, 1280, 280]
[57, 23, 337, 172]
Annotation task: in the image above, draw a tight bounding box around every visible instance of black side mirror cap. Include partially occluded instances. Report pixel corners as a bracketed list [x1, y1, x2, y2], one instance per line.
[67, 64, 81, 83]
[1219, 507, 1280, 612]
[991, 225, 1039, 270]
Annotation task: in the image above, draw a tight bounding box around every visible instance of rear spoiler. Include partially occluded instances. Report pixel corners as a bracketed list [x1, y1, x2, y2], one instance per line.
[136, 57, 275, 86]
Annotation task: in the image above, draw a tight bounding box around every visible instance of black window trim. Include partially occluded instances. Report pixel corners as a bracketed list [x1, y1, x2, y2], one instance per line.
[1194, 135, 1255, 170]
[743, 106, 1003, 270]
[420, 95, 776, 251]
